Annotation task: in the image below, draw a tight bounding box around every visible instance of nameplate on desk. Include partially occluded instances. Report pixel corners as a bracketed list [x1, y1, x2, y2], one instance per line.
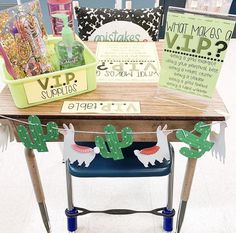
[61, 101, 141, 114]
[24, 70, 87, 104]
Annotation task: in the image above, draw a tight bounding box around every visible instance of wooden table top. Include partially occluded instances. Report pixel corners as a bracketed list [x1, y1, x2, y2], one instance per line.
[0, 41, 227, 122]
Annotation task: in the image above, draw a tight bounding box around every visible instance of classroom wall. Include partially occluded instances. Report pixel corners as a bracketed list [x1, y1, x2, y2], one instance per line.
[2, 0, 185, 36]
[1, 0, 235, 37]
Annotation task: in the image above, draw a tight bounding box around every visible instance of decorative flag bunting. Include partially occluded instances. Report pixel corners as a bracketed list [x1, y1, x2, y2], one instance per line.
[176, 121, 214, 158]
[1, 115, 225, 164]
[16, 115, 59, 152]
[60, 123, 100, 167]
[95, 124, 133, 160]
[134, 125, 173, 167]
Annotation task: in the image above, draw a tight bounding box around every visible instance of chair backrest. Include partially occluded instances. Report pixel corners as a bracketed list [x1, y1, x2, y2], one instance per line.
[74, 0, 164, 42]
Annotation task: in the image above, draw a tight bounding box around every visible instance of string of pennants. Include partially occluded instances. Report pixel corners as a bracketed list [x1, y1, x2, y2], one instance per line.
[0, 114, 227, 167]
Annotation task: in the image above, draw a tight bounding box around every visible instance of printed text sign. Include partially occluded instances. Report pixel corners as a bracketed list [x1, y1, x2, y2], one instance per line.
[61, 101, 141, 114]
[24, 70, 87, 104]
[159, 11, 235, 98]
[96, 42, 160, 82]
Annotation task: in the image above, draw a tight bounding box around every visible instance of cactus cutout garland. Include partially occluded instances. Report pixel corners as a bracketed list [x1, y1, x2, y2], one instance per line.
[17, 115, 59, 152]
[95, 124, 133, 160]
[176, 121, 214, 159]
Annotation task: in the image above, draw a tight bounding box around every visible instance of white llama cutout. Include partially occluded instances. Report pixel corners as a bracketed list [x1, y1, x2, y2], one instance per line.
[134, 125, 173, 167]
[60, 124, 100, 167]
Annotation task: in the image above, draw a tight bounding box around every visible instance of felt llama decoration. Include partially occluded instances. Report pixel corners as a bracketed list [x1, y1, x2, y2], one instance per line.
[134, 125, 173, 167]
[60, 124, 100, 167]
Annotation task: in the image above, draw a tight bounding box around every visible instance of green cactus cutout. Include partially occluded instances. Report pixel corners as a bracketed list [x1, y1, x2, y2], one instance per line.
[176, 122, 214, 159]
[17, 115, 59, 152]
[95, 124, 133, 160]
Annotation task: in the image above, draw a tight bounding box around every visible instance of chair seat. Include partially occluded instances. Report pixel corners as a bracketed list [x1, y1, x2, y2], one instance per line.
[69, 142, 172, 178]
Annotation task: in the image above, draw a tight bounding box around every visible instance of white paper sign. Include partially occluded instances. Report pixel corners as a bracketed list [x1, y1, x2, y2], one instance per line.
[61, 101, 141, 114]
[96, 42, 160, 82]
[24, 70, 87, 104]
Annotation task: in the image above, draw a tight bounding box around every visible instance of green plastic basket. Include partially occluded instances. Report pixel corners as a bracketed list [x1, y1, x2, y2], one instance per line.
[0, 36, 97, 108]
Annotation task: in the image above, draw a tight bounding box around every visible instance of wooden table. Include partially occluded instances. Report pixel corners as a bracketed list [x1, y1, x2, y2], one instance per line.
[0, 42, 227, 140]
[0, 41, 228, 232]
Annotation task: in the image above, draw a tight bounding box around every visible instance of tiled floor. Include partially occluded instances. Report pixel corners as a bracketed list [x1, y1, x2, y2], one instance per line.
[0, 40, 236, 233]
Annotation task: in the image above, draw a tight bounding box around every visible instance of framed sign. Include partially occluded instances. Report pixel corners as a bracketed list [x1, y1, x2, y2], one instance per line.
[159, 8, 235, 98]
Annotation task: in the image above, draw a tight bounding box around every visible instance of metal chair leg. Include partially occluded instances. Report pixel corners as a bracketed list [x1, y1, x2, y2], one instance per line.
[65, 160, 78, 233]
[163, 144, 175, 232]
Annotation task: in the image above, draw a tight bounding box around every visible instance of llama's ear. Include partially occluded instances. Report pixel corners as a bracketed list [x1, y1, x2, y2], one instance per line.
[156, 125, 161, 132]
[163, 124, 168, 131]
[63, 124, 69, 130]
[69, 123, 75, 131]
[59, 125, 67, 136]
[59, 124, 69, 136]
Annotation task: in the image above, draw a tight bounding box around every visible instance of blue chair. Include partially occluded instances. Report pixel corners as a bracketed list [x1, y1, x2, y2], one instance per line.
[64, 141, 175, 233]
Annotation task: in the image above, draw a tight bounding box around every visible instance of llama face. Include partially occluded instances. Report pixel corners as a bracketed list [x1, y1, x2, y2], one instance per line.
[60, 123, 75, 137]
[156, 125, 173, 140]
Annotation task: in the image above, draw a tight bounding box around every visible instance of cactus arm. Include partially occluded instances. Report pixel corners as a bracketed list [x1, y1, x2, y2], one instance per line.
[16, 115, 59, 152]
[176, 122, 214, 159]
[120, 127, 133, 148]
[195, 122, 211, 139]
[176, 130, 202, 149]
[45, 122, 59, 141]
[180, 147, 204, 159]
[176, 130, 214, 150]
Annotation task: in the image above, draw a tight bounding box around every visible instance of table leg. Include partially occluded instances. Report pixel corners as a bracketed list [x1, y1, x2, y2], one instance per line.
[24, 148, 51, 233]
[176, 158, 197, 233]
